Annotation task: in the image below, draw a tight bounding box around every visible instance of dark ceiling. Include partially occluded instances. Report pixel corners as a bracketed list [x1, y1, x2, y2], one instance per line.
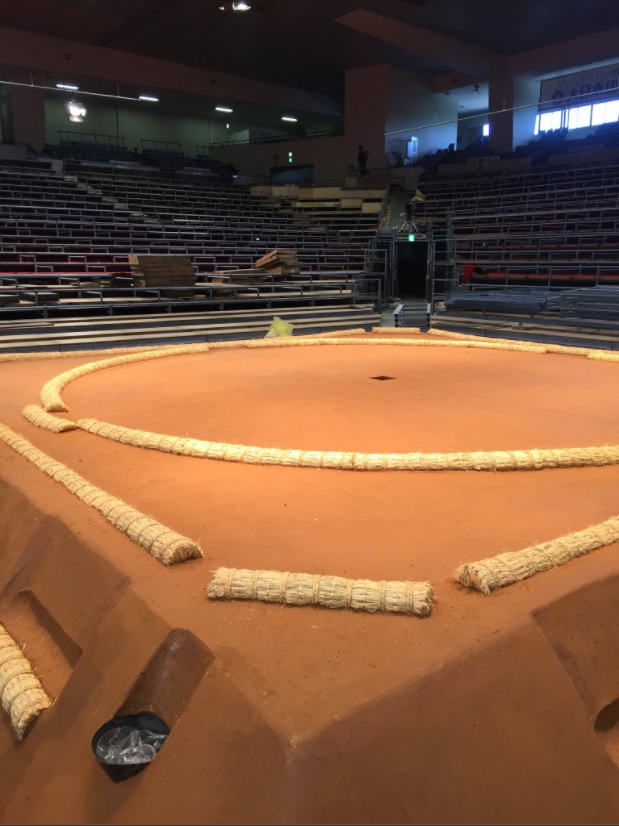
[1, 0, 618, 98]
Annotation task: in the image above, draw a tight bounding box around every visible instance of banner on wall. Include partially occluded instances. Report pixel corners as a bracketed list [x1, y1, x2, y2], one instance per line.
[539, 63, 619, 112]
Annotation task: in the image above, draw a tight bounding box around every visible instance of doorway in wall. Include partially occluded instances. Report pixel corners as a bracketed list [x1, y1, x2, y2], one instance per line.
[396, 240, 428, 299]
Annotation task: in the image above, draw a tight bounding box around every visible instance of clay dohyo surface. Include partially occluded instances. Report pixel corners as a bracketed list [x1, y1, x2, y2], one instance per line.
[1, 331, 619, 823]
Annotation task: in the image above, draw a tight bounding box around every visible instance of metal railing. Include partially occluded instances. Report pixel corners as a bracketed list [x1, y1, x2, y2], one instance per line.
[209, 128, 344, 149]
[58, 132, 126, 146]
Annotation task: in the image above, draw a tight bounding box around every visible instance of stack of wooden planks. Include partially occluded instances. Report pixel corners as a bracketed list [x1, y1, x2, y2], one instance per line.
[210, 249, 301, 286]
[128, 255, 196, 297]
[255, 249, 300, 275]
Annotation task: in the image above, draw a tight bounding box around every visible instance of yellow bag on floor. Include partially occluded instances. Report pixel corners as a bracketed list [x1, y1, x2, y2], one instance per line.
[265, 316, 294, 338]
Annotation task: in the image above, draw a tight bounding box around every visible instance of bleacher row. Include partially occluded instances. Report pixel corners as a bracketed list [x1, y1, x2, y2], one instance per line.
[444, 286, 619, 322]
[0, 168, 376, 275]
[416, 158, 619, 282]
[417, 156, 619, 346]
[0, 164, 384, 348]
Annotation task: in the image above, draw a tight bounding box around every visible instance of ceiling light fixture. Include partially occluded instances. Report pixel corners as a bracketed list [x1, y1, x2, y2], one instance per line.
[215, 106, 233, 113]
[219, 1, 251, 10]
[0, 79, 155, 105]
[139, 94, 159, 102]
[56, 82, 79, 91]
[281, 116, 298, 122]
[64, 99, 87, 123]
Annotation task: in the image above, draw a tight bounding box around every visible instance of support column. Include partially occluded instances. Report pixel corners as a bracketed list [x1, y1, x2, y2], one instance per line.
[488, 74, 514, 154]
[7, 70, 46, 151]
[344, 65, 389, 173]
[488, 73, 540, 153]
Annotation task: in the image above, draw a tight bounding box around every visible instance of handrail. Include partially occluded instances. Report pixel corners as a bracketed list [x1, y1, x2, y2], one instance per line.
[209, 129, 343, 149]
[58, 132, 126, 146]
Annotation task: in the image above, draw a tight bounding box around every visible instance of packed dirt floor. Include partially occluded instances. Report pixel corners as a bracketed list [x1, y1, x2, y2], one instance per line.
[1, 330, 619, 823]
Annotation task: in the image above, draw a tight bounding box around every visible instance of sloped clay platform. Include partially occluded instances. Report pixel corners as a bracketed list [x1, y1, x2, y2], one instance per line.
[1, 331, 619, 823]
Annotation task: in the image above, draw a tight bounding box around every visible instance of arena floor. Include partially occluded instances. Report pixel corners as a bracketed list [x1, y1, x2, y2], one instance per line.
[1, 329, 619, 823]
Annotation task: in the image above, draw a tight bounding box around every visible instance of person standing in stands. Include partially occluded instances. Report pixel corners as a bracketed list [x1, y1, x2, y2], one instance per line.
[357, 144, 368, 176]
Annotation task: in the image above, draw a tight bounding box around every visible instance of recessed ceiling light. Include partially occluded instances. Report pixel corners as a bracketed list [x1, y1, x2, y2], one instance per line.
[219, 1, 251, 9]
[56, 83, 79, 91]
[215, 106, 233, 113]
[281, 116, 298, 122]
[139, 95, 159, 102]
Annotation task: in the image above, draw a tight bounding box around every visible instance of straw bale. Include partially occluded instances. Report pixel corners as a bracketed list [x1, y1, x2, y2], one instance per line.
[13, 692, 52, 740]
[0, 623, 50, 739]
[207, 567, 433, 617]
[40, 334, 559, 413]
[9, 688, 51, 739]
[371, 326, 420, 334]
[76, 416, 619, 473]
[39, 343, 210, 413]
[454, 515, 619, 594]
[0, 659, 32, 695]
[2, 673, 43, 713]
[427, 328, 601, 358]
[588, 351, 619, 362]
[0, 647, 24, 668]
[22, 404, 77, 433]
[0, 423, 202, 565]
[0, 343, 191, 363]
[300, 328, 368, 338]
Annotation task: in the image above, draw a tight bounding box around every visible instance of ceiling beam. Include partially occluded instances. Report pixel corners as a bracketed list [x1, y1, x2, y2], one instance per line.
[0, 26, 341, 116]
[335, 9, 501, 79]
[506, 26, 619, 77]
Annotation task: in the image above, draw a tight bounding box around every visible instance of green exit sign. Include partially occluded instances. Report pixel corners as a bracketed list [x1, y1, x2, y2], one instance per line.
[408, 233, 416, 242]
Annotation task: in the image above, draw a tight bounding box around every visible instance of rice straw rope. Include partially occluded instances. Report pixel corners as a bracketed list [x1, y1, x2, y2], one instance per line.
[33, 335, 619, 472]
[207, 567, 433, 617]
[0, 624, 51, 740]
[0, 423, 202, 565]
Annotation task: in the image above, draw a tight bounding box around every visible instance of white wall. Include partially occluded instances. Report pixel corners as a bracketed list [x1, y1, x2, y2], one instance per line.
[45, 95, 224, 154]
[513, 76, 540, 150]
[386, 66, 458, 159]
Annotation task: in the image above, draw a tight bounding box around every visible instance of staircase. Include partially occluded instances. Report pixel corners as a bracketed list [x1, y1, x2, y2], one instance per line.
[380, 187, 410, 233]
[394, 298, 429, 331]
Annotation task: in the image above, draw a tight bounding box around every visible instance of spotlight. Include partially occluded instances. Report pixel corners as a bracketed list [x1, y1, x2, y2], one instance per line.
[56, 82, 79, 91]
[139, 95, 159, 102]
[64, 99, 87, 123]
[281, 116, 298, 122]
[215, 106, 233, 113]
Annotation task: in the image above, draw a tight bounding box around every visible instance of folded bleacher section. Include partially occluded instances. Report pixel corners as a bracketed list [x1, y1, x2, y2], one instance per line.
[416, 157, 619, 347]
[0, 165, 382, 351]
